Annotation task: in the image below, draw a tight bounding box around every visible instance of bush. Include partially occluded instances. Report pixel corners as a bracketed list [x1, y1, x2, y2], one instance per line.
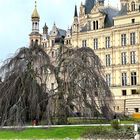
[82, 126, 134, 139]
[111, 119, 120, 130]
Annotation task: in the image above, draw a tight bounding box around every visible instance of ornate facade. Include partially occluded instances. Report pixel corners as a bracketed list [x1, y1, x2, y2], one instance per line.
[29, 0, 140, 115]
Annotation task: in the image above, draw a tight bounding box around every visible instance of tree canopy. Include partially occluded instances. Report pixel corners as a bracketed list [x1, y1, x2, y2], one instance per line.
[0, 44, 114, 126]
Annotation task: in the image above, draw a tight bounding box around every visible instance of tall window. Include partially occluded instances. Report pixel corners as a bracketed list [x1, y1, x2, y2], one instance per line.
[106, 74, 111, 86]
[52, 40, 55, 46]
[96, 21, 98, 30]
[131, 2, 135, 11]
[88, 21, 91, 30]
[130, 32, 136, 45]
[121, 34, 126, 46]
[130, 51, 136, 64]
[122, 72, 127, 86]
[131, 72, 137, 85]
[121, 52, 127, 65]
[105, 36, 110, 48]
[93, 38, 98, 50]
[106, 54, 111, 66]
[93, 21, 96, 30]
[82, 40, 87, 47]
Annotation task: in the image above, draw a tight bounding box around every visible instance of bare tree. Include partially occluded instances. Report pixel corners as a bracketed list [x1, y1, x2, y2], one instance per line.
[0, 43, 114, 126]
[52, 45, 114, 124]
[0, 45, 52, 126]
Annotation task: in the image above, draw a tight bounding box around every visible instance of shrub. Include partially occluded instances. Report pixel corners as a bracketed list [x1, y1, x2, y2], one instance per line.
[111, 119, 120, 130]
[82, 126, 134, 139]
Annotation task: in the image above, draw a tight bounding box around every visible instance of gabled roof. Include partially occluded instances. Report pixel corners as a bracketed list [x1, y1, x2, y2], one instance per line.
[49, 23, 66, 37]
[58, 29, 66, 37]
[80, 6, 119, 32]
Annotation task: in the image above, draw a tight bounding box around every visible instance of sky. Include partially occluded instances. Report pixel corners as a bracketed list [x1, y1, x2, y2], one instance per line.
[0, 0, 119, 63]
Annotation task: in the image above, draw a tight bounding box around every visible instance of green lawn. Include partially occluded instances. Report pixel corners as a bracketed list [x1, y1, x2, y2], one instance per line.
[0, 127, 93, 139]
[120, 120, 134, 124]
[0, 125, 134, 139]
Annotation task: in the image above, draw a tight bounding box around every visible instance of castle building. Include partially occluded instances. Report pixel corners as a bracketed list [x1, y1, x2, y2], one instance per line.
[29, 0, 140, 115]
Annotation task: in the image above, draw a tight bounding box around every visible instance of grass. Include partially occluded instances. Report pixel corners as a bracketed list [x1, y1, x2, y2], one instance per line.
[120, 120, 134, 124]
[0, 126, 94, 139]
[0, 126, 134, 139]
[0, 117, 136, 139]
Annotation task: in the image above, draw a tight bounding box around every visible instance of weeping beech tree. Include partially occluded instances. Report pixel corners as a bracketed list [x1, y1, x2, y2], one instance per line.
[0, 43, 114, 126]
[0, 45, 53, 126]
[53, 45, 114, 124]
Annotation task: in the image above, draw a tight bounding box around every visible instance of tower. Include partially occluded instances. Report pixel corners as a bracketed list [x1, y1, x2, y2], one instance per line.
[72, 5, 79, 33]
[65, 27, 72, 45]
[43, 23, 48, 35]
[29, 1, 42, 46]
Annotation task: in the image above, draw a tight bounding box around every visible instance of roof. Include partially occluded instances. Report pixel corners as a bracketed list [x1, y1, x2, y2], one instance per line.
[117, 4, 127, 16]
[80, 6, 119, 32]
[74, 5, 78, 17]
[29, 32, 41, 36]
[85, 0, 96, 14]
[100, 6, 119, 27]
[58, 29, 66, 37]
[49, 23, 66, 37]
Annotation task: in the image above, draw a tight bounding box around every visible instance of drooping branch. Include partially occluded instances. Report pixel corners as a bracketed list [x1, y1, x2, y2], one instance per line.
[0, 45, 52, 126]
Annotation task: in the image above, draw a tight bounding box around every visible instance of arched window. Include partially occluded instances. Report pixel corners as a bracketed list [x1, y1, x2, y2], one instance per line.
[131, 2, 135, 11]
[66, 40, 69, 44]
[32, 23, 34, 28]
[31, 39, 33, 45]
[93, 21, 96, 30]
[35, 22, 38, 30]
[96, 21, 98, 30]
[35, 39, 38, 45]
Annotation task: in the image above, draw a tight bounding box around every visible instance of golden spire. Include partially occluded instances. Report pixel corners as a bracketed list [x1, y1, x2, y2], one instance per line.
[31, 0, 40, 19]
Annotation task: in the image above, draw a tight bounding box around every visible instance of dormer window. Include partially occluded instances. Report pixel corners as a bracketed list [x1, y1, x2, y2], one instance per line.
[131, 2, 135, 11]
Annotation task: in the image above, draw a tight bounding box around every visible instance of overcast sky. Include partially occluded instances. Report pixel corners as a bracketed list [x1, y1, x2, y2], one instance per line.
[0, 0, 119, 62]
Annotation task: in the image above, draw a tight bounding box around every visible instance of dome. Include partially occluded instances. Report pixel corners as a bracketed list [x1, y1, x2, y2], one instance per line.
[31, 7, 40, 19]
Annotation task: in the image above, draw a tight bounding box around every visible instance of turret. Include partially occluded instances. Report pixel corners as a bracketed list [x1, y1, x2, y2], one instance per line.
[43, 23, 48, 35]
[31, 1, 40, 33]
[65, 27, 72, 45]
[72, 5, 79, 33]
[29, 1, 42, 46]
